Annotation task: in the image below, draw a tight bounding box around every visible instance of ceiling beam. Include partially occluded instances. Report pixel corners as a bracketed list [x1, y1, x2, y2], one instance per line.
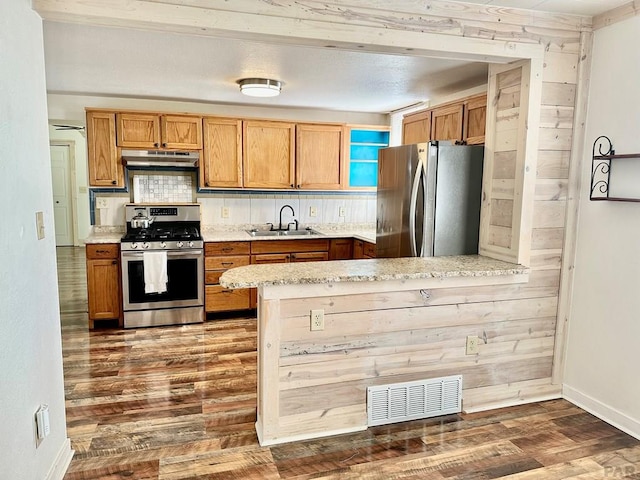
[33, 0, 550, 63]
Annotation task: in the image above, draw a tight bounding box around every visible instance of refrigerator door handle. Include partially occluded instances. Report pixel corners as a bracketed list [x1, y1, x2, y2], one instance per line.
[409, 157, 423, 257]
[420, 160, 429, 257]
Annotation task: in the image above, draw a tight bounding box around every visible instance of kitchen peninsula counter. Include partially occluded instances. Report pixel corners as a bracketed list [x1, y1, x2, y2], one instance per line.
[218, 256, 562, 447]
[220, 255, 528, 289]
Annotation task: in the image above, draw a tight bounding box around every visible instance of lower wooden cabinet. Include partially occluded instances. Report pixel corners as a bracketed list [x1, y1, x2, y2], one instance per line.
[353, 239, 376, 259]
[205, 241, 251, 314]
[205, 286, 251, 312]
[86, 243, 122, 328]
[329, 238, 353, 260]
[250, 239, 330, 308]
[207, 238, 374, 312]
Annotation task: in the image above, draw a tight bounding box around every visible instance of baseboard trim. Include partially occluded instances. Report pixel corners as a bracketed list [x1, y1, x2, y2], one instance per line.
[45, 438, 74, 480]
[563, 385, 640, 440]
[463, 392, 561, 414]
[257, 424, 367, 447]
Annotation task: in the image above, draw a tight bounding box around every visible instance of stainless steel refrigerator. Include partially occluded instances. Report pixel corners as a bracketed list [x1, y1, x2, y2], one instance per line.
[376, 141, 484, 258]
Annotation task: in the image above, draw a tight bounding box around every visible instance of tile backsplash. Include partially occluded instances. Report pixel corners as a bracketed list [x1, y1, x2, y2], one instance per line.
[197, 193, 376, 228]
[93, 190, 376, 228]
[133, 174, 193, 203]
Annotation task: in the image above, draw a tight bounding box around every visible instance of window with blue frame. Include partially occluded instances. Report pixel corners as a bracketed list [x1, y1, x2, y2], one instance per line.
[348, 128, 390, 188]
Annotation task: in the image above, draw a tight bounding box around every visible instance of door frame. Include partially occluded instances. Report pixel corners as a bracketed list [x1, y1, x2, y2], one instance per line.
[50, 140, 79, 246]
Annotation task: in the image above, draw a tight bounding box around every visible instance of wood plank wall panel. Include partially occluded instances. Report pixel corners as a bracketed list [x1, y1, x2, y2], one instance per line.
[480, 65, 523, 261]
[259, 285, 561, 440]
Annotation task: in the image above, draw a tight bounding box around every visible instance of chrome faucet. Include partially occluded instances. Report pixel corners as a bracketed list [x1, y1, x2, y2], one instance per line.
[277, 204, 298, 231]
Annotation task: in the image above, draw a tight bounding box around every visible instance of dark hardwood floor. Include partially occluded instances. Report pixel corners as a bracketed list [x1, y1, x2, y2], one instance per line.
[57, 246, 640, 479]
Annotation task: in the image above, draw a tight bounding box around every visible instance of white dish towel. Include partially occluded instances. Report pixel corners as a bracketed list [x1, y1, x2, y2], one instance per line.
[143, 251, 168, 294]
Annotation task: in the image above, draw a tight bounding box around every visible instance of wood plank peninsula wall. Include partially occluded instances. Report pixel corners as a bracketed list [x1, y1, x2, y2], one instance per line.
[35, 0, 588, 436]
[255, 270, 560, 445]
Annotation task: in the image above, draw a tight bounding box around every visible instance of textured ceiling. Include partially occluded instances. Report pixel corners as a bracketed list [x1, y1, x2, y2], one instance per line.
[43, 21, 489, 114]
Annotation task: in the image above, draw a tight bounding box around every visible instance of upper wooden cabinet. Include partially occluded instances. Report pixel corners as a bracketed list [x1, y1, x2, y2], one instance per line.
[86, 111, 124, 187]
[463, 94, 487, 145]
[243, 120, 295, 189]
[201, 117, 243, 188]
[116, 113, 203, 149]
[296, 123, 344, 190]
[431, 103, 464, 142]
[402, 110, 431, 144]
[401, 93, 487, 146]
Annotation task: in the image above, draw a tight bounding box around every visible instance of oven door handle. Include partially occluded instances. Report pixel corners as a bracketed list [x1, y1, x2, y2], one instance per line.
[121, 250, 203, 258]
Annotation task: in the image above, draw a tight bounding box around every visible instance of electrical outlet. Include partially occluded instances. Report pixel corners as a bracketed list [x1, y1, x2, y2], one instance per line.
[221, 206, 230, 218]
[466, 335, 479, 355]
[309, 206, 317, 217]
[310, 309, 324, 331]
[96, 197, 108, 209]
[339, 206, 346, 217]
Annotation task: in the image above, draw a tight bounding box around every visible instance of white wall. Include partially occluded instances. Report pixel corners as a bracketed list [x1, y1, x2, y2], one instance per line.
[0, 1, 72, 478]
[564, 15, 640, 438]
[47, 94, 389, 126]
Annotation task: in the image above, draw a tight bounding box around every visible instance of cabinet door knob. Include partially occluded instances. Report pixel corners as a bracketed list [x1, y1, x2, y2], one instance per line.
[162, 143, 167, 147]
[154, 142, 159, 147]
[111, 180, 116, 185]
[291, 254, 296, 259]
[290, 184, 294, 188]
[205, 182, 210, 187]
[297, 184, 301, 188]
[112, 260, 117, 265]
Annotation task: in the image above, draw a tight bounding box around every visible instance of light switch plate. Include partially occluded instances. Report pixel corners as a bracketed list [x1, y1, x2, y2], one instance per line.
[339, 206, 346, 217]
[35, 211, 45, 240]
[221, 206, 230, 218]
[309, 206, 317, 217]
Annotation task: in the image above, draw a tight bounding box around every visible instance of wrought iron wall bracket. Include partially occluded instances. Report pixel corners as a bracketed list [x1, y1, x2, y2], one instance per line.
[590, 136, 640, 202]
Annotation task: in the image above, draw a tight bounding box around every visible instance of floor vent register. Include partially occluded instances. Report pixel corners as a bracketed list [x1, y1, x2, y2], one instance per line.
[367, 375, 462, 426]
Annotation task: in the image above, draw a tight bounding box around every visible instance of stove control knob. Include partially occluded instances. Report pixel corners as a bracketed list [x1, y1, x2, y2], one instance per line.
[131, 243, 138, 249]
[160, 242, 166, 249]
[143, 242, 150, 249]
[188, 241, 194, 248]
[177, 241, 184, 248]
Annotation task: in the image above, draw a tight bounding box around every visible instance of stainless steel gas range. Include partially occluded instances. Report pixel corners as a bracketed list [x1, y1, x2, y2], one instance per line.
[121, 204, 204, 328]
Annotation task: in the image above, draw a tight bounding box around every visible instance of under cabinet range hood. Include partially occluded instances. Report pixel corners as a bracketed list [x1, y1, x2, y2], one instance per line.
[121, 149, 200, 168]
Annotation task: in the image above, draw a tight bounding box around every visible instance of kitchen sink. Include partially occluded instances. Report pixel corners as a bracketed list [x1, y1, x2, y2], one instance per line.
[246, 228, 323, 237]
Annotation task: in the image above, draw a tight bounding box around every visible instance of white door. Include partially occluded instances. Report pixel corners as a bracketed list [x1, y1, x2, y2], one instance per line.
[50, 144, 74, 246]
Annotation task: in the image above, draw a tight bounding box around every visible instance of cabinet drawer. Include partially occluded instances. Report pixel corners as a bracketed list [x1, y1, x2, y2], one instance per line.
[205, 255, 250, 270]
[251, 239, 330, 254]
[205, 241, 250, 256]
[252, 253, 291, 264]
[86, 244, 119, 259]
[205, 271, 223, 285]
[291, 252, 329, 262]
[205, 286, 251, 312]
[363, 242, 376, 258]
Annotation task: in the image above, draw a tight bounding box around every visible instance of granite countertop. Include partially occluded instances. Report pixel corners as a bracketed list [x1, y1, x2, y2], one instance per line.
[220, 255, 529, 289]
[84, 228, 124, 244]
[201, 226, 375, 243]
[84, 226, 375, 244]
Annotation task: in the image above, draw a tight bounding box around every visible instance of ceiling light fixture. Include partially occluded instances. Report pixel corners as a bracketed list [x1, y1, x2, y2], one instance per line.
[237, 78, 282, 97]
